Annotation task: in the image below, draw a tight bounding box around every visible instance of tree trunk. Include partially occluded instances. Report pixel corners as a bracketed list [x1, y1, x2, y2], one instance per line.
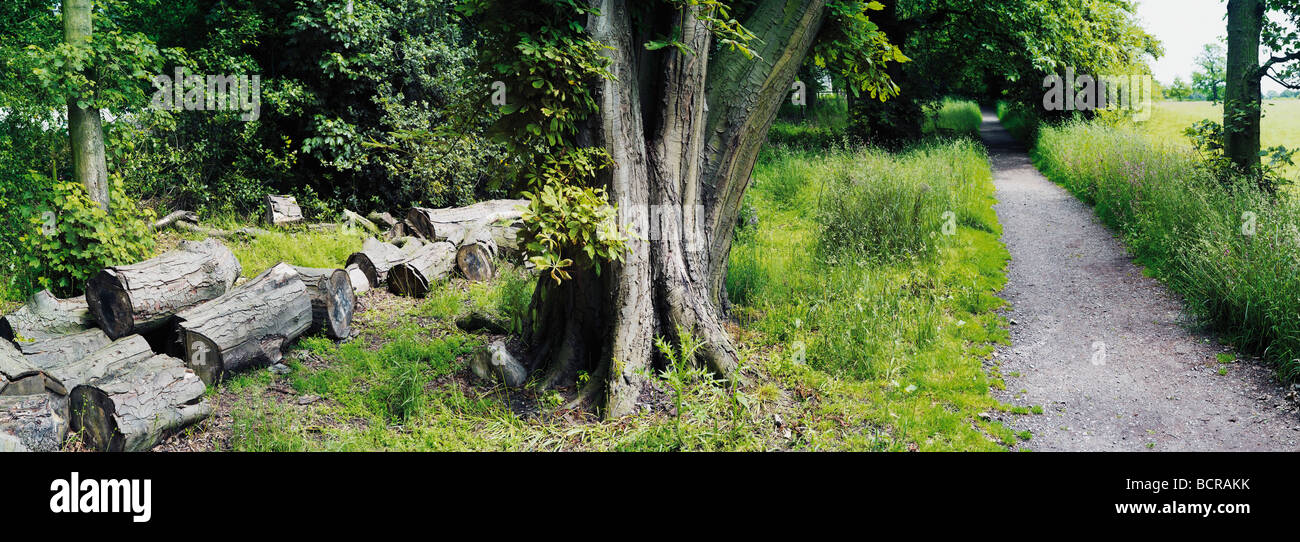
[405, 199, 527, 242]
[292, 267, 356, 340]
[174, 263, 312, 384]
[1225, 0, 1265, 172]
[1, 340, 67, 396]
[1, 290, 95, 343]
[63, 0, 109, 211]
[70, 353, 209, 452]
[264, 195, 304, 226]
[35, 334, 154, 391]
[16, 328, 111, 370]
[346, 237, 421, 288]
[388, 241, 458, 297]
[521, 0, 824, 417]
[0, 393, 69, 452]
[85, 239, 243, 340]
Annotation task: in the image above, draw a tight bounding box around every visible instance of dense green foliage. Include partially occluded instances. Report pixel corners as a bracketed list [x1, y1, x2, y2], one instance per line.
[1035, 121, 1300, 380]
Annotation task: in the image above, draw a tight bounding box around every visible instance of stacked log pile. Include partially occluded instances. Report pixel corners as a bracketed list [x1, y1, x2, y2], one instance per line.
[1, 198, 522, 450]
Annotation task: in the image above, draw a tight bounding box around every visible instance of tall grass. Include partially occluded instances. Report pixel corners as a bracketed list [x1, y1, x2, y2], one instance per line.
[724, 139, 1018, 449]
[922, 98, 983, 135]
[996, 101, 1040, 144]
[1035, 121, 1300, 379]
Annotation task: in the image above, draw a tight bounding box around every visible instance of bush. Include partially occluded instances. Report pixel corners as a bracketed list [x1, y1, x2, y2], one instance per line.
[996, 100, 1041, 144]
[17, 176, 155, 297]
[1035, 120, 1300, 379]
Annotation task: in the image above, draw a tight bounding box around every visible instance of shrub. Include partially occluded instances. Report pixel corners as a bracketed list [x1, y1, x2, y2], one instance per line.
[922, 98, 983, 135]
[17, 176, 155, 297]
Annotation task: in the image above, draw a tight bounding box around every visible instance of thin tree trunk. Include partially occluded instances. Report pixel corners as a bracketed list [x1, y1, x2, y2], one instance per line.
[1225, 0, 1264, 172]
[63, 0, 109, 210]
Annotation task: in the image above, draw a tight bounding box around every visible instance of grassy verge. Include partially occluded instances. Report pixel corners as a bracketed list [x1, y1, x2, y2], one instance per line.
[1033, 120, 1300, 380]
[165, 136, 1023, 451]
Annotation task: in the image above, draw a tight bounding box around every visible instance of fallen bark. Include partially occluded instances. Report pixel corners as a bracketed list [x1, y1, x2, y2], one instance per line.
[1, 290, 96, 343]
[292, 267, 356, 340]
[70, 353, 209, 452]
[175, 263, 312, 384]
[85, 239, 242, 339]
[388, 241, 457, 297]
[0, 393, 68, 452]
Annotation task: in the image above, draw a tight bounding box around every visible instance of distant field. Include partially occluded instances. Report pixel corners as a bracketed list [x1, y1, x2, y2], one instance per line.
[1138, 100, 1300, 181]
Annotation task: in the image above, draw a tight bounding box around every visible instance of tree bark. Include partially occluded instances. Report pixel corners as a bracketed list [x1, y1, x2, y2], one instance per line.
[1225, 0, 1265, 172]
[1, 289, 95, 343]
[388, 241, 458, 297]
[69, 353, 209, 452]
[15, 328, 111, 370]
[174, 263, 312, 384]
[34, 334, 155, 391]
[63, 0, 109, 211]
[0, 393, 69, 452]
[85, 239, 243, 339]
[292, 267, 356, 340]
[1, 341, 67, 396]
[519, 0, 828, 417]
[264, 195, 304, 226]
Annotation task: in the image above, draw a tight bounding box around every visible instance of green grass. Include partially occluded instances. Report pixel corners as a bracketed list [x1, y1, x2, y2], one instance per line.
[922, 98, 983, 136]
[727, 139, 1020, 450]
[996, 101, 1040, 144]
[1034, 120, 1300, 380]
[218, 137, 1020, 451]
[1140, 100, 1300, 182]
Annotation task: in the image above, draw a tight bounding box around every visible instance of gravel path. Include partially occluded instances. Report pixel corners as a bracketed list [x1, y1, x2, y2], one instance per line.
[980, 108, 1300, 451]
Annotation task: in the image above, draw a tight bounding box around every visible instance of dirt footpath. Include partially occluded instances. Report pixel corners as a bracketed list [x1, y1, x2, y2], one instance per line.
[980, 108, 1300, 451]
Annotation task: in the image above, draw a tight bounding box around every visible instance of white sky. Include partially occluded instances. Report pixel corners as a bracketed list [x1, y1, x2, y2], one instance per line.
[1135, 0, 1287, 92]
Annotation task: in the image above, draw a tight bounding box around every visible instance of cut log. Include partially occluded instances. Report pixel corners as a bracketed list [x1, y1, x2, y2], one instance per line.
[456, 226, 499, 281]
[70, 353, 209, 452]
[292, 267, 356, 340]
[345, 264, 370, 295]
[1, 290, 95, 343]
[151, 210, 199, 231]
[345, 238, 421, 288]
[406, 199, 527, 242]
[85, 239, 242, 340]
[388, 241, 457, 298]
[174, 220, 271, 240]
[0, 393, 68, 452]
[264, 194, 304, 226]
[36, 334, 155, 391]
[341, 209, 380, 235]
[1, 341, 67, 396]
[175, 263, 312, 384]
[367, 211, 398, 229]
[16, 328, 111, 370]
